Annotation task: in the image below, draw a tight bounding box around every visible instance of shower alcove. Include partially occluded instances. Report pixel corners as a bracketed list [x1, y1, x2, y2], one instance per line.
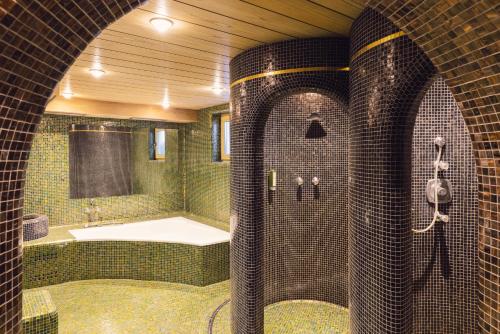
[228, 38, 350, 332]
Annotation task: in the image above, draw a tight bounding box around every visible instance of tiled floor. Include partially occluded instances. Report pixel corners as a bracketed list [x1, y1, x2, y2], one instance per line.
[27, 279, 349, 333]
[212, 300, 349, 333]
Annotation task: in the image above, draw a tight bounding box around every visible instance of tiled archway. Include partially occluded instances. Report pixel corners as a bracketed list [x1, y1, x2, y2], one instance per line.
[0, 2, 147, 333]
[367, 2, 499, 332]
[0, 1, 498, 333]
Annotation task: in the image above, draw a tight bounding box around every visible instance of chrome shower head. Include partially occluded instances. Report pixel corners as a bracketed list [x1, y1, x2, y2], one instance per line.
[434, 136, 445, 147]
[306, 112, 322, 122]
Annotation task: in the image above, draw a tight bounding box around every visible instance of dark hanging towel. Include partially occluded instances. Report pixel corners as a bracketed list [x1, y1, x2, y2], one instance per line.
[69, 124, 133, 198]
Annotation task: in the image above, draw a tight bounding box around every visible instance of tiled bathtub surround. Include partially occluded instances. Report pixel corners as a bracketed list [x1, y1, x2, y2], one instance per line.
[264, 92, 348, 306]
[23, 238, 229, 289]
[25, 115, 183, 226]
[412, 76, 478, 333]
[230, 38, 349, 332]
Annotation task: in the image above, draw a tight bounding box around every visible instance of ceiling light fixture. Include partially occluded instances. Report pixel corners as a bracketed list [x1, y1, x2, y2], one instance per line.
[149, 17, 174, 33]
[162, 88, 170, 109]
[89, 68, 105, 78]
[212, 86, 224, 95]
[61, 91, 74, 99]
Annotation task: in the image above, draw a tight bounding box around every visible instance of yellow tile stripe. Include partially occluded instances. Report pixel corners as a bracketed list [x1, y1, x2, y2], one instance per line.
[351, 31, 407, 61]
[230, 66, 350, 88]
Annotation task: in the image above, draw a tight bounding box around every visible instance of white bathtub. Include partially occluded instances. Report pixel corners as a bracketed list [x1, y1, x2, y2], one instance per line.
[69, 217, 230, 246]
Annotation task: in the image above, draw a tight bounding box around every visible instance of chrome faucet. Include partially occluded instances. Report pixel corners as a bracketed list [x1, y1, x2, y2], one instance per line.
[84, 199, 101, 227]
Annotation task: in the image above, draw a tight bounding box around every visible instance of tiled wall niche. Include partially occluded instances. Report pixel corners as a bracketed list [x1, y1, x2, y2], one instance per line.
[264, 91, 348, 307]
[412, 76, 478, 333]
[229, 38, 349, 332]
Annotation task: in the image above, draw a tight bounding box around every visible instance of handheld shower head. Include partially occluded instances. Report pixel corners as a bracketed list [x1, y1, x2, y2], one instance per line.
[434, 136, 445, 147]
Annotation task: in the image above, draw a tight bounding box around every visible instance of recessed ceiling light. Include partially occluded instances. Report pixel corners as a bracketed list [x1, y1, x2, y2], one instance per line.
[162, 88, 170, 109]
[61, 91, 74, 99]
[212, 86, 224, 95]
[149, 17, 174, 33]
[89, 68, 105, 78]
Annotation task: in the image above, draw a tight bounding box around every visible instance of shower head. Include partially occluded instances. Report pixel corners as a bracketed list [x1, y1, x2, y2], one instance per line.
[306, 112, 322, 122]
[434, 136, 445, 147]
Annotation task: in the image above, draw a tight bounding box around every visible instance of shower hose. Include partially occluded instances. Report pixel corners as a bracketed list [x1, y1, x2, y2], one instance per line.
[412, 142, 448, 233]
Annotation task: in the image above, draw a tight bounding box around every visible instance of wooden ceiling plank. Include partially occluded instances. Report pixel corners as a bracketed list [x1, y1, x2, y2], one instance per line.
[67, 69, 214, 90]
[96, 30, 232, 64]
[140, 0, 292, 41]
[163, 0, 336, 38]
[91, 37, 230, 67]
[72, 57, 230, 84]
[79, 48, 229, 76]
[240, 0, 353, 34]
[68, 64, 221, 87]
[309, 0, 365, 17]
[46, 97, 198, 123]
[109, 9, 261, 52]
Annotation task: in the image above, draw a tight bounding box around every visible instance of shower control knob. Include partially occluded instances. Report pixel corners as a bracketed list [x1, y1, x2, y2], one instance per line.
[434, 160, 449, 171]
[437, 213, 450, 223]
[312, 177, 319, 186]
[437, 186, 447, 196]
[295, 177, 303, 186]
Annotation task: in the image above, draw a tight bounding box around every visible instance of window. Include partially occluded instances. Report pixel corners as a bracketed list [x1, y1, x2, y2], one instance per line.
[212, 113, 230, 162]
[221, 114, 230, 161]
[149, 128, 166, 160]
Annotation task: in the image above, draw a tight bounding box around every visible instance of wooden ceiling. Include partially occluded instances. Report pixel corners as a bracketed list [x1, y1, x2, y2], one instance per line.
[61, 0, 365, 111]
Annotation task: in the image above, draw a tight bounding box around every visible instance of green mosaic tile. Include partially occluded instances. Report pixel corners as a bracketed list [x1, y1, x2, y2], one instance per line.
[30, 279, 230, 334]
[25, 115, 183, 227]
[212, 300, 349, 333]
[22, 290, 58, 334]
[23, 239, 229, 289]
[183, 104, 230, 225]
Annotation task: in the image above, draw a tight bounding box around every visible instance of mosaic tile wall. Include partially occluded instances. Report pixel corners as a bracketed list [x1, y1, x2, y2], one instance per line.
[183, 104, 230, 224]
[366, 2, 499, 332]
[263, 92, 348, 307]
[412, 76, 478, 333]
[349, 8, 436, 333]
[21, 290, 57, 334]
[230, 38, 349, 333]
[69, 125, 133, 198]
[23, 240, 229, 289]
[25, 115, 183, 226]
[0, 1, 498, 333]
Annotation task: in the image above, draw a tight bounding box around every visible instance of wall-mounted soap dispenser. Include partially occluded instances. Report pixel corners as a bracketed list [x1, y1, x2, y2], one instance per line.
[268, 169, 277, 191]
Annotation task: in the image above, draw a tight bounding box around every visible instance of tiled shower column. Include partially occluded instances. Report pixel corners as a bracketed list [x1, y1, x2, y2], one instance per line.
[348, 9, 435, 333]
[229, 38, 349, 333]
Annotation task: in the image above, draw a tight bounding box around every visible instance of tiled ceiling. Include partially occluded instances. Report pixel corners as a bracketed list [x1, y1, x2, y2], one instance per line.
[61, 0, 365, 110]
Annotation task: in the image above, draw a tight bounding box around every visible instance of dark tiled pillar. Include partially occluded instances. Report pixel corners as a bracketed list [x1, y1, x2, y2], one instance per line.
[348, 9, 435, 334]
[229, 38, 348, 334]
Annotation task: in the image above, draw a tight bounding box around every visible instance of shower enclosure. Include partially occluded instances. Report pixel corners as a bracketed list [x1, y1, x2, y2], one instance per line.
[229, 38, 350, 332]
[230, 8, 478, 334]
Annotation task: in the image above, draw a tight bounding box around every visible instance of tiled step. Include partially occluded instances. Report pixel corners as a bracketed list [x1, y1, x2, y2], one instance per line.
[22, 290, 58, 334]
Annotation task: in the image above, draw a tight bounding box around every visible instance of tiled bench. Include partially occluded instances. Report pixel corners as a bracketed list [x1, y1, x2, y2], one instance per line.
[22, 290, 58, 334]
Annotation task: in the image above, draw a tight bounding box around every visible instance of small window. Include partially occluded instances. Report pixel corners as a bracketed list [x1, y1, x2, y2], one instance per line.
[211, 113, 230, 162]
[149, 128, 166, 160]
[221, 114, 230, 161]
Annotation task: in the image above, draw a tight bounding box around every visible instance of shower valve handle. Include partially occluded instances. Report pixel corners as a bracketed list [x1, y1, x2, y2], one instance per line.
[312, 177, 319, 186]
[434, 160, 449, 171]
